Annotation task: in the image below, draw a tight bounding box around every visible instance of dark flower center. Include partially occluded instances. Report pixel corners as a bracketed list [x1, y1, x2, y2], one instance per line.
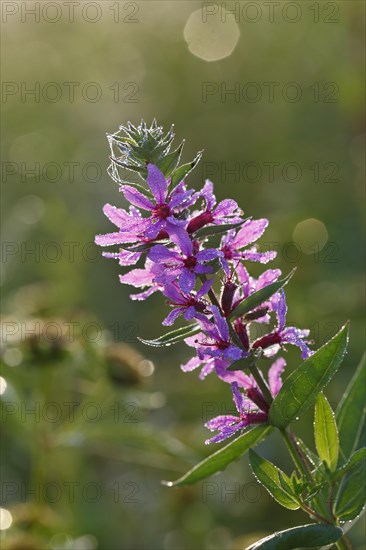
[222, 245, 233, 260]
[184, 255, 197, 269]
[153, 203, 170, 220]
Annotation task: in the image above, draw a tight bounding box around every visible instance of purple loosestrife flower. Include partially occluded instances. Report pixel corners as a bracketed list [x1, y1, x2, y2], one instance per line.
[253, 289, 313, 359]
[161, 280, 212, 326]
[205, 358, 286, 444]
[118, 260, 162, 301]
[193, 306, 246, 362]
[95, 164, 198, 257]
[187, 180, 243, 233]
[223, 263, 282, 320]
[148, 239, 221, 294]
[220, 218, 277, 274]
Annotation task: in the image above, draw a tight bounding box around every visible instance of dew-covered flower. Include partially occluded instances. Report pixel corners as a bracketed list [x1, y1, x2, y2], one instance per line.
[205, 358, 285, 444]
[253, 289, 313, 359]
[192, 305, 246, 362]
[148, 240, 221, 294]
[219, 218, 276, 274]
[95, 163, 199, 254]
[187, 180, 243, 233]
[161, 280, 212, 325]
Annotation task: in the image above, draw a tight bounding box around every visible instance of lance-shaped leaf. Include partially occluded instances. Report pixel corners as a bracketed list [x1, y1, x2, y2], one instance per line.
[163, 425, 272, 487]
[246, 524, 343, 550]
[170, 150, 203, 187]
[333, 447, 366, 521]
[269, 324, 349, 429]
[336, 352, 366, 464]
[139, 324, 200, 347]
[155, 141, 184, 177]
[194, 221, 245, 240]
[332, 448, 366, 482]
[314, 393, 339, 472]
[249, 450, 300, 510]
[227, 269, 295, 321]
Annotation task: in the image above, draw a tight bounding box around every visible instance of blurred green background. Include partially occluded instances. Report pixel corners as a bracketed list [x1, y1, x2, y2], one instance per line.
[1, 1, 365, 549]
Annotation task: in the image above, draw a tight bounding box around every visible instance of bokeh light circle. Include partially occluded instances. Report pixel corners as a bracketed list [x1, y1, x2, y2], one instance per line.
[184, 8, 240, 62]
[292, 218, 328, 255]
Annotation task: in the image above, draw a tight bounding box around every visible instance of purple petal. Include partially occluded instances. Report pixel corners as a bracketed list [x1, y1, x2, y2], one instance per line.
[201, 180, 216, 210]
[162, 308, 184, 326]
[102, 249, 141, 266]
[121, 185, 154, 210]
[147, 164, 168, 203]
[95, 231, 138, 246]
[231, 382, 243, 413]
[276, 289, 287, 331]
[256, 269, 282, 290]
[268, 357, 286, 397]
[196, 248, 220, 262]
[167, 224, 192, 256]
[282, 327, 313, 359]
[179, 269, 196, 294]
[205, 415, 239, 430]
[102, 204, 130, 228]
[233, 219, 269, 248]
[196, 278, 213, 299]
[183, 306, 196, 320]
[213, 199, 241, 218]
[242, 248, 277, 264]
[119, 269, 154, 287]
[209, 305, 229, 341]
[130, 286, 159, 301]
[148, 245, 180, 264]
[181, 355, 202, 372]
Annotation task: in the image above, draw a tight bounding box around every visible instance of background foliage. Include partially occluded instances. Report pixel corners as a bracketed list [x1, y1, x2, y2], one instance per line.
[1, 1, 365, 549]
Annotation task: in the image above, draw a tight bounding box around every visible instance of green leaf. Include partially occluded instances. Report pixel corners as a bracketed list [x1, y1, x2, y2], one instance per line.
[138, 324, 200, 347]
[336, 352, 366, 464]
[249, 450, 300, 510]
[170, 150, 203, 186]
[246, 524, 342, 550]
[314, 393, 339, 472]
[163, 425, 272, 487]
[333, 447, 366, 521]
[332, 448, 366, 481]
[269, 324, 349, 429]
[227, 269, 295, 321]
[155, 141, 184, 176]
[194, 221, 244, 240]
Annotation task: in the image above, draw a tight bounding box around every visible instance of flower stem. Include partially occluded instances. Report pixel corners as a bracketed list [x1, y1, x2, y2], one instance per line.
[281, 429, 310, 480]
[336, 535, 353, 550]
[248, 363, 273, 405]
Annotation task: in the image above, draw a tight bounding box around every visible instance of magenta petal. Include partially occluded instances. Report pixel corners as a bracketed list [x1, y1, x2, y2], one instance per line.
[234, 218, 268, 247]
[121, 185, 154, 210]
[103, 204, 130, 227]
[95, 232, 137, 246]
[147, 164, 168, 203]
[119, 269, 154, 287]
[179, 269, 195, 294]
[213, 199, 240, 217]
[256, 269, 282, 290]
[268, 357, 286, 397]
[162, 308, 184, 326]
[205, 415, 239, 430]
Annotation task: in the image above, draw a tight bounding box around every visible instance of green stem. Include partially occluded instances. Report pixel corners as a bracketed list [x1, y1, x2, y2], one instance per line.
[249, 362, 273, 405]
[336, 535, 353, 550]
[281, 429, 310, 480]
